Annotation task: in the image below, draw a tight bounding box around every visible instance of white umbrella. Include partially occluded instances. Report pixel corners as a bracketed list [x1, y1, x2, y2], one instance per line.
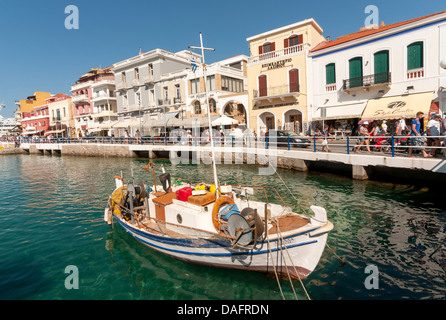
[211, 115, 238, 126]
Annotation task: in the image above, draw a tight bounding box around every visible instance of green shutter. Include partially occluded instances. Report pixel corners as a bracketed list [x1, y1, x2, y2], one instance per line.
[374, 50, 389, 84]
[349, 57, 363, 88]
[407, 42, 423, 70]
[325, 63, 336, 84]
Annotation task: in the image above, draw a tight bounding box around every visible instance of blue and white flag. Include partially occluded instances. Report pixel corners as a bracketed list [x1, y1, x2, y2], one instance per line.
[191, 58, 197, 73]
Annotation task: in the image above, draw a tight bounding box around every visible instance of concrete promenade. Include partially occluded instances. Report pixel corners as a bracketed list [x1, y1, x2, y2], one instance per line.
[12, 140, 446, 185]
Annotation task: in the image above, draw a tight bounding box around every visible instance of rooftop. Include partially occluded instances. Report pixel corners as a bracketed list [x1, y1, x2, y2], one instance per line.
[311, 10, 446, 54]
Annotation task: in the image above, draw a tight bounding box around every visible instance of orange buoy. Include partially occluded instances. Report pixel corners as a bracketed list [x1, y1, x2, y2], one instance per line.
[212, 195, 234, 231]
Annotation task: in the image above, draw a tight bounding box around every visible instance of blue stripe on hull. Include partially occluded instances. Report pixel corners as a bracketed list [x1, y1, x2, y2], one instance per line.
[115, 215, 318, 258]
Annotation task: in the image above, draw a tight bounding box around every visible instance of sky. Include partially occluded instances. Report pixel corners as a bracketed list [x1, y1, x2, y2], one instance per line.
[0, 0, 444, 117]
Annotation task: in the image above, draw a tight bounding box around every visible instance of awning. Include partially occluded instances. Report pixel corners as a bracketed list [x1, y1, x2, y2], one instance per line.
[45, 129, 66, 135]
[361, 91, 435, 120]
[312, 102, 367, 121]
[212, 115, 238, 126]
[112, 120, 141, 128]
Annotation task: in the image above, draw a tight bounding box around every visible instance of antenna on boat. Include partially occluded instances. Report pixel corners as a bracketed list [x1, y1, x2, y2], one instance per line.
[189, 33, 219, 198]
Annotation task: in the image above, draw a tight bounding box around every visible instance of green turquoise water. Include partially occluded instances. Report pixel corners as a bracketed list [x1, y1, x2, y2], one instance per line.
[0, 154, 445, 300]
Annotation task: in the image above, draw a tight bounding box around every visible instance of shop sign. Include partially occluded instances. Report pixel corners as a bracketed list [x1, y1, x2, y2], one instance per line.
[261, 58, 292, 71]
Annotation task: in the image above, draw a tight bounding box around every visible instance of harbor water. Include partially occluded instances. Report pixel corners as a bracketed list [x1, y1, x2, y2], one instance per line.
[0, 154, 445, 300]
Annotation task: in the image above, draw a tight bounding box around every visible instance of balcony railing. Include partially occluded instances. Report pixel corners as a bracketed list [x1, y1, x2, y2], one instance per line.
[158, 98, 171, 106]
[173, 97, 182, 104]
[248, 44, 306, 65]
[72, 94, 89, 103]
[143, 75, 155, 85]
[253, 84, 300, 99]
[342, 72, 391, 91]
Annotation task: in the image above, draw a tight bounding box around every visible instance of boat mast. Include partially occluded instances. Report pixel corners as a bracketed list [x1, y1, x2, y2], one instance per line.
[189, 32, 219, 198]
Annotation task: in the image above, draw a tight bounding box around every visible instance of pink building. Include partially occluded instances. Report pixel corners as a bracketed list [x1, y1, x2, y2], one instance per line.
[71, 67, 115, 137]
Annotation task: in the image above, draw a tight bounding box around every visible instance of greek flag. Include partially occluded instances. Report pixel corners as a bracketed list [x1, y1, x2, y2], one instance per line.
[191, 58, 197, 73]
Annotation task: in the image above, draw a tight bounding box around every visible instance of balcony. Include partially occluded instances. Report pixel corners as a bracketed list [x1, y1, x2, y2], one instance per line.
[247, 44, 306, 65]
[72, 94, 89, 103]
[342, 72, 391, 92]
[91, 94, 117, 103]
[143, 75, 155, 85]
[407, 68, 424, 80]
[116, 82, 127, 91]
[158, 98, 171, 106]
[132, 79, 141, 87]
[253, 85, 300, 103]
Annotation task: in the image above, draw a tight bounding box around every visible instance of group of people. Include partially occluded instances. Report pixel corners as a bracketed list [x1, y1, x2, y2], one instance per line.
[355, 112, 446, 158]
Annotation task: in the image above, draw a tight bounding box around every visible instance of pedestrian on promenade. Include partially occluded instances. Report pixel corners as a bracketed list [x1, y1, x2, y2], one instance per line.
[408, 111, 431, 158]
[356, 121, 371, 153]
[441, 114, 446, 158]
[427, 114, 441, 156]
[395, 116, 407, 137]
[322, 124, 331, 152]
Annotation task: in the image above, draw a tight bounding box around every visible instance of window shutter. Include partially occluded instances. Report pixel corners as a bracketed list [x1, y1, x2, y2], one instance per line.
[259, 75, 267, 97]
[374, 50, 389, 83]
[259, 45, 263, 55]
[407, 42, 423, 70]
[270, 42, 275, 52]
[289, 69, 299, 93]
[325, 64, 336, 85]
[284, 38, 289, 48]
[349, 57, 363, 87]
[298, 34, 303, 44]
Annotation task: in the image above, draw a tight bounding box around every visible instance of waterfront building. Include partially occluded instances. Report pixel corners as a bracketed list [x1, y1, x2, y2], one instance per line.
[0, 115, 16, 136]
[246, 19, 325, 135]
[70, 67, 115, 137]
[309, 10, 446, 134]
[45, 94, 74, 137]
[111, 49, 199, 137]
[21, 103, 50, 136]
[184, 55, 249, 130]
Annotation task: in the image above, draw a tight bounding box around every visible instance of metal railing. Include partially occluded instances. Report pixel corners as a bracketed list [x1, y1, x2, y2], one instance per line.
[342, 72, 391, 90]
[13, 133, 446, 158]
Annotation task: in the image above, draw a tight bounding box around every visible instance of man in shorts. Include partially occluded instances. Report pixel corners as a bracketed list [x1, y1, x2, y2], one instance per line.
[408, 111, 431, 158]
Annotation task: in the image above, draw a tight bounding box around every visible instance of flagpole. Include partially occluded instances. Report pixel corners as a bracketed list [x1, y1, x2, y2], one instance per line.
[189, 33, 219, 198]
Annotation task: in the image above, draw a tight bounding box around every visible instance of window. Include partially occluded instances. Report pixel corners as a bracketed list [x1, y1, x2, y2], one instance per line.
[374, 50, 390, 83]
[258, 75, 267, 97]
[194, 101, 201, 114]
[135, 92, 141, 106]
[149, 89, 155, 104]
[221, 76, 243, 92]
[148, 63, 153, 75]
[206, 75, 215, 92]
[209, 99, 217, 114]
[190, 78, 200, 94]
[175, 84, 181, 99]
[134, 68, 139, 80]
[285, 35, 303, 48]
[289, 69, 299, 93]
[258, 42, 275, 55]
[123, 95, 128, 106]
[407, 42, 423, 70]
[121, 72, 126, 85]
[325, 63, 336, 85]
[349, 57, 363, 88]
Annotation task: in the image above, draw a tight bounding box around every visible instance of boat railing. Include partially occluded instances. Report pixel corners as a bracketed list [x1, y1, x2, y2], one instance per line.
[16, 134, 446, 158]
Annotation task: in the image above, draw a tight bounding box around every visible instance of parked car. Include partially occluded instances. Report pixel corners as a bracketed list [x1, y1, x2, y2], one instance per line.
[261, 130, 310, 148]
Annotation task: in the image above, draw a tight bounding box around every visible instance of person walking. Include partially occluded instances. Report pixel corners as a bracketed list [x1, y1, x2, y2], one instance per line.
[426, 114, 441, 156]
[408, 111, 431, 158]
[321, 124, 332, 152]
[356, 121, 371, 153]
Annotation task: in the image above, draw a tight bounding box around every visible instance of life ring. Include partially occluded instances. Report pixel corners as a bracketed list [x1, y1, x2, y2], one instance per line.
[212, 195, 234, 231]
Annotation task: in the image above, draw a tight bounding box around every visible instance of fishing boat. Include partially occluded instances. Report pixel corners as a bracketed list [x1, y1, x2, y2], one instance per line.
[104, 34, 334, 281]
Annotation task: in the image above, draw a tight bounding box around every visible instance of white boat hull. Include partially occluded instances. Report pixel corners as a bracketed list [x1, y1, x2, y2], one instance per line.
[113, 213, 330, 279]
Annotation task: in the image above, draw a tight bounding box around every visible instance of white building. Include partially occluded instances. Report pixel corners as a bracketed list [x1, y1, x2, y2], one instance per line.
[185, 55, 249, 128]
[309, 10, 446, 133]
[111, 49, 199, 137]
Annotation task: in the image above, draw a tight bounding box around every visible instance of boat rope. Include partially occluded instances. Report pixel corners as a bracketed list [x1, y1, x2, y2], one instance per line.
[266, 158, 310, 215]
[274, 219, 311, 300]
[265, 233, 285, 300]
[326, 243, 346, 266]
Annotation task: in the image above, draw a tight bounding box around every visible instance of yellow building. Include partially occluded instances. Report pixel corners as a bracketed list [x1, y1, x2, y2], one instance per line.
[18, 91, 52, 114]
[246, 19, 325, 134]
